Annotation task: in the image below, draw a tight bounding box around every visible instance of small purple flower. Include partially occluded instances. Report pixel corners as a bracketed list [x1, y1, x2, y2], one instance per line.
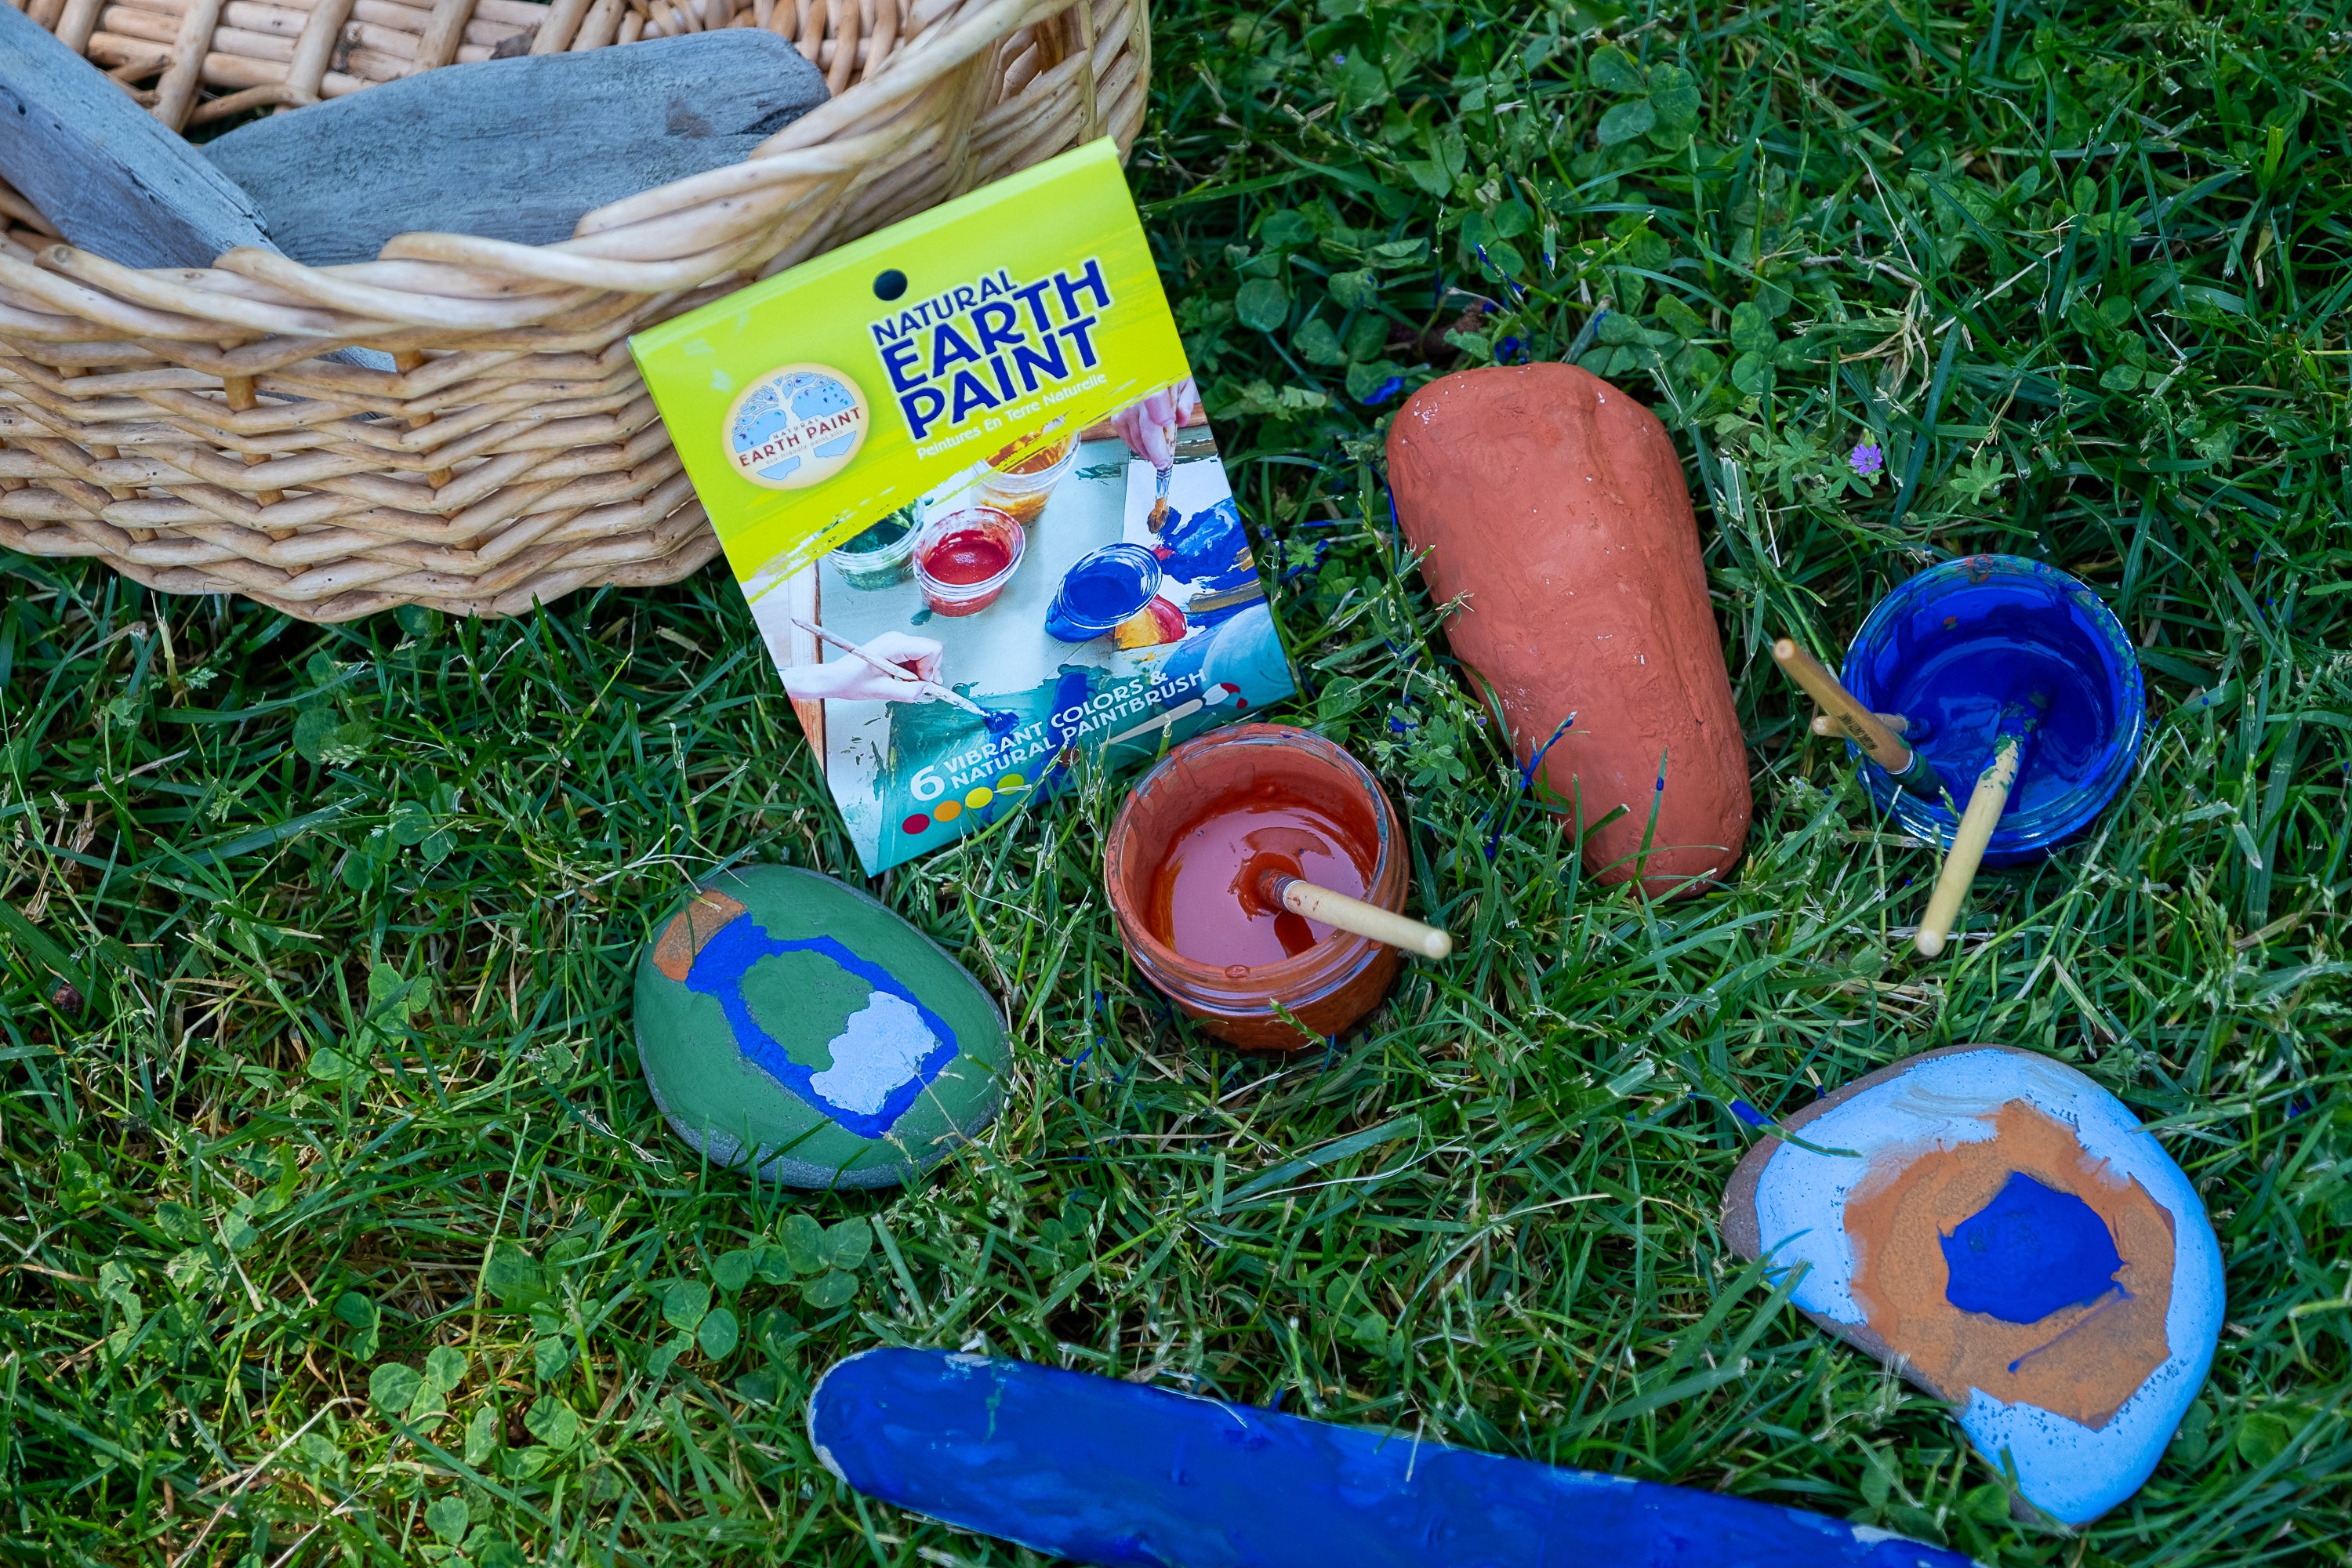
[1849, 441, 1885, 478]
[1367, 376, 1403, 405]
[1497, 335, 1526, 361]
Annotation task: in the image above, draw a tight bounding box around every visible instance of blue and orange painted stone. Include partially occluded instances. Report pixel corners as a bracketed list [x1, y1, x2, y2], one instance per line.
[633, 866, 1007, 1188]
[1722, 1045, 2223, 1525]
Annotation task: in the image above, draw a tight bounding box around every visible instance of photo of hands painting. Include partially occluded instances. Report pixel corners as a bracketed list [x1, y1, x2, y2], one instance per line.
[2, 3, 2334, 1566]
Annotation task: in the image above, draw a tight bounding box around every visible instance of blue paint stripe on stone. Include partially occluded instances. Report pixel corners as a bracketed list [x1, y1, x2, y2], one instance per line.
[686, 917, 959, 1139]
[810, 1348, 1981, 1568]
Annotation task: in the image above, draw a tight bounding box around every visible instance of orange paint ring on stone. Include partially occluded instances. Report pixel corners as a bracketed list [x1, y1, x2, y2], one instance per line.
[1844, 1101, 2174, 1430]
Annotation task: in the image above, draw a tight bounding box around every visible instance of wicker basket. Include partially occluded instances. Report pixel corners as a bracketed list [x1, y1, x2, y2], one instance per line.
[0, 0, 1149, 621]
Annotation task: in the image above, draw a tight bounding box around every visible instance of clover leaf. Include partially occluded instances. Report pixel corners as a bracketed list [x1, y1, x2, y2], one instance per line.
[801, 1271, 859, 1311]
[777, 1213, 829, 1276]
[1647, 64, 1700, 136]
[1597, 99, 1656, 145]
[697, 1306, 739, 1359]
[1729, 302, 1777, 357]
[1587, 44, 1646, 93]
[822, 1218, 873, 1272]
[368, 1362, 421, 1415]
[1235, 278, 1291, 333]
[662, 1278, 710, 1333]
[424, 1495, 471, 1545]
[1587, 45, 1700, 150]
[712, 1249, 756, 1294]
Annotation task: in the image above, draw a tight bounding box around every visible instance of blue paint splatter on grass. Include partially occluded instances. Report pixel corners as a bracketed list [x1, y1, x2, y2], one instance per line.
[1941, 1171, 2124, 1324]
[811, 1348, 1979, 1568]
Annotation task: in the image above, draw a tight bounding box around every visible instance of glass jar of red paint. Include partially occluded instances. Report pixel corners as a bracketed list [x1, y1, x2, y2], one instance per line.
[913, 506, 1025, 616]
[1105, 724, 1410, 1051]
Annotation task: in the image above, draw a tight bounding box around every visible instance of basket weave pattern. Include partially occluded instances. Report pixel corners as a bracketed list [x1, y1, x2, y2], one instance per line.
[0, 0, 1149, 620]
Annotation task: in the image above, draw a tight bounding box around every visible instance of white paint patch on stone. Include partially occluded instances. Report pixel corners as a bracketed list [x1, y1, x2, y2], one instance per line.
[810, 991, 938, 1114]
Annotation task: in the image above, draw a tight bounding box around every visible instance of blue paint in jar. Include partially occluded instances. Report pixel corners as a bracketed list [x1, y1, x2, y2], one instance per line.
[1842, 554, 2143, 864]
[1045, 543, 1163, 643]
[809, 1348, 1978, 1568]
[1941, 1171, 2125, 1324]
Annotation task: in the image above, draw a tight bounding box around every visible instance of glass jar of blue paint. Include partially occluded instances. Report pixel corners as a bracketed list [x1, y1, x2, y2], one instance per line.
[1842, 555, 2143, 864]
[1045, 543, 1164, 643]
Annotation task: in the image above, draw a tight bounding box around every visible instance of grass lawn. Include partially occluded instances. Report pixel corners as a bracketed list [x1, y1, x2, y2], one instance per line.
[5, 0, 2350, 1563]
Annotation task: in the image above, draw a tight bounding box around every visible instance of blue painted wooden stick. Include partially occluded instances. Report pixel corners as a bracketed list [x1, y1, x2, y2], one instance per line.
[809, 1349, 1979, 1568]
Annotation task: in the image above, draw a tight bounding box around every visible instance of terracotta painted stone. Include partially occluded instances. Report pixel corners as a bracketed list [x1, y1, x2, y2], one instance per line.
[1385, 363, 1749, 895]
[1721, 1045, 2223, 1525]
[633, 866, 1007, 1188]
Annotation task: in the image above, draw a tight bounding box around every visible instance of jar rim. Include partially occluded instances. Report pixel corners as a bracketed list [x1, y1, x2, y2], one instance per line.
[1843, 554, 2144, 859]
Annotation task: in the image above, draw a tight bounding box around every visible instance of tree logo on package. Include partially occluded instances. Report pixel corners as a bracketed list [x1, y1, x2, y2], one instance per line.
[726, 365, 869, 490]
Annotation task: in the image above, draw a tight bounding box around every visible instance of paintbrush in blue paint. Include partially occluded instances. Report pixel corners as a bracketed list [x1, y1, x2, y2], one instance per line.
[1149, 463, 1173, 532]
[809, 1348, 1978, 1568]
[1811, 710, 1933, 743]
[1915, 685, 2053, 957]
[790, 615, 1020, 739]
[1773, 639, 1943, 798]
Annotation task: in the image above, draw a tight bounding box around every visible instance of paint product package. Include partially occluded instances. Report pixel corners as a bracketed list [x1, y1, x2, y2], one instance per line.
[633, 141, 1292, 875]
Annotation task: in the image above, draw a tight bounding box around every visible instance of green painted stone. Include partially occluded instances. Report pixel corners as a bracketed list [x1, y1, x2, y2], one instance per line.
[633, 866, 1006, 1188]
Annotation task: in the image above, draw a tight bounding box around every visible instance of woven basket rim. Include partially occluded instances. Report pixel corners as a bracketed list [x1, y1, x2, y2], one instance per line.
[16, 0, 1101, 328]
[0, 0, 1149, 623]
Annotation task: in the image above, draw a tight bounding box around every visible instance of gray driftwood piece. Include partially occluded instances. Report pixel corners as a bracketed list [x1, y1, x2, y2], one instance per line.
[0, 3, 274, 269]
[203, 33, 829, 267]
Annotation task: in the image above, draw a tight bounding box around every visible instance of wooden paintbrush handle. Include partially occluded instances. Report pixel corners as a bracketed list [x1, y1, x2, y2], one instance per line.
[789, 614, 985, 716]
[1812, 710, 1911, 738]
[1773, 640, 1910, 766]
[1914, 735, 2024, 958]
[1269, 877, 1453, 960]
[1774, 639, 1944, 797]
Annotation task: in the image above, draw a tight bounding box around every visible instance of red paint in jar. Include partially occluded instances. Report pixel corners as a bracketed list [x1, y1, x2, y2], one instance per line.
[914, 506, 1025, 615]
[1148, 786, 1372, 966]
[922, 531, 1012, 584]
[1105, 724, 1410, 1051]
